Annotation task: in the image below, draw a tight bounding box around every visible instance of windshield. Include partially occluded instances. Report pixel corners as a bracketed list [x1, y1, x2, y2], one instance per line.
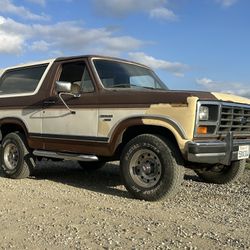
[93, 59, 168, 90]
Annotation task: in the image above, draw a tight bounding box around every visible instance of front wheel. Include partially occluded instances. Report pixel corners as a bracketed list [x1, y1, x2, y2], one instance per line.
[0, 132, 35, 179]
[120, 134, 184, 201]
[195, 160, 246, 184]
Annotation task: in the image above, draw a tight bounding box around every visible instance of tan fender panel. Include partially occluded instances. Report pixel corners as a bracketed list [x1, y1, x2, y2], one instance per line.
[145, 97, 198, 141]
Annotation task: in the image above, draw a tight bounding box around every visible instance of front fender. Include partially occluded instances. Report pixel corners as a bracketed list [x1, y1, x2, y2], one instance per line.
[108, 115, 189, 154]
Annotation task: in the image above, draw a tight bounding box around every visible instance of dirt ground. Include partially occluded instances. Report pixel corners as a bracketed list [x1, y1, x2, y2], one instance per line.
[0, 161, 249, 250]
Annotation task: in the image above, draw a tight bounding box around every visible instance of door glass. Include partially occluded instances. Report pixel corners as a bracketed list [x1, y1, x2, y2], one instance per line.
[59, 62, 94, 92]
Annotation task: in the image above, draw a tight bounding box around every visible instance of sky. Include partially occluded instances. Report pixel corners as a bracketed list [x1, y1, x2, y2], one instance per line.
[0, 0, 249, 97]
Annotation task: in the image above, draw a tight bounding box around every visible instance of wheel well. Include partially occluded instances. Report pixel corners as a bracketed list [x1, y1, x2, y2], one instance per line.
[0, 123, 27, 142]
[117, 125, 180, 156]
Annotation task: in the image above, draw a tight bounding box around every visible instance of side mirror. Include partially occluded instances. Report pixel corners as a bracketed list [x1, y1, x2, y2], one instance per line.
[55, 81, 81, 115]
[56, 81, 72, 93]
[56, 81, 81, 95]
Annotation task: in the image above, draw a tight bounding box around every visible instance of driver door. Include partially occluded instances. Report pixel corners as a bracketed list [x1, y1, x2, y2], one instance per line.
[41, 60, 99, 153]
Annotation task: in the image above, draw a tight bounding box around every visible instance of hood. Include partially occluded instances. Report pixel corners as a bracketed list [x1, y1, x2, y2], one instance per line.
[98, 89, 250, 106]
[212, 92, 250, 105]
[99, 89, 217, 105]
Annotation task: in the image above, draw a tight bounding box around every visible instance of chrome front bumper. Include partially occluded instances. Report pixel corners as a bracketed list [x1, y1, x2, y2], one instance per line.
[187, 133, 250, 165]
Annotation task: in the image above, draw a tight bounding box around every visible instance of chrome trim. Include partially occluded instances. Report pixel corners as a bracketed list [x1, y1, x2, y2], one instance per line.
[220, 101, 250, 109]
[56, 81, 72, 93]
[218, 103, 250, 135]
[194, 101, 250, 137]
[195, 153, 226, 157]
[187, 137, 250, 164]
[33, 150, 99, 162]
[194, 101, 220, 137]
[190, 141, 227, 147]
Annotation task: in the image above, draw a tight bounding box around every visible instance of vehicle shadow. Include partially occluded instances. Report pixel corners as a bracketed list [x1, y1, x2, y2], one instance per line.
[31, 161, 131, 199]
[0, 161, 202, 198]
[184, 173, 202, 182]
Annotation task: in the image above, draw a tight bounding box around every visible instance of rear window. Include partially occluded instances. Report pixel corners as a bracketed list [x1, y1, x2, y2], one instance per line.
[0, 64, 48, 95]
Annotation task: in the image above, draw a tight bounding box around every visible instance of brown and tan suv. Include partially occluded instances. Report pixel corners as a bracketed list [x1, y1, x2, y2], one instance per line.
[0, 55, 249, 200]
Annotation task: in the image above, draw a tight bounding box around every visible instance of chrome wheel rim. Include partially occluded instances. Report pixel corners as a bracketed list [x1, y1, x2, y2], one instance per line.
[3, 143, 19, 170]
[129, 149, 162, 188]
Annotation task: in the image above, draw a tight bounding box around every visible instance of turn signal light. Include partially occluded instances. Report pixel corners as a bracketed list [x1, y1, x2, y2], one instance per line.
[197, 126, 208, 134]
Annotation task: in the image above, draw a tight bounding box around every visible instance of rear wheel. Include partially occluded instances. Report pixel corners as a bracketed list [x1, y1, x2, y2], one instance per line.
[0, 132, 35, 179]
[195, 160, 246, 184]
[121, 134, 184, 201]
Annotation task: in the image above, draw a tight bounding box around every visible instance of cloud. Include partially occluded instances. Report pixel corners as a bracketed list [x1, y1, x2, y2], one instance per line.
[99, 36, 145, 51]
[0, 16, 145, 56]
[0, 16, 25, 54]
[196, 77, 250, 98]
[92, 0, 177, 20]
[150, 7, 178, 21]
[31, 22, 145, 53]
[25, 0, 46, 6]
[30, 40, 50, 51]
[0, 0, 48, 20]
[216, 0, 238, 7]
[129, 52, 189, 77]
[0, 32, 24, 54]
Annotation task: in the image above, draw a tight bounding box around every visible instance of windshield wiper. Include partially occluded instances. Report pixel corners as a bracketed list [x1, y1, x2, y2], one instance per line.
[133, 85, 165, 90]
[111, 83, 164, 90]
[112, 83, 131, 88]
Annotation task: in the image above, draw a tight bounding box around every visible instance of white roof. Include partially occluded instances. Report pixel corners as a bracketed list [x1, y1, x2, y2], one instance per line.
[2, 58, 55, 72]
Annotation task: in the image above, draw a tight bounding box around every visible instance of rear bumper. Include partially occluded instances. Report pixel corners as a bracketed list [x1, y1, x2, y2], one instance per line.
[187, 132, 250, 165]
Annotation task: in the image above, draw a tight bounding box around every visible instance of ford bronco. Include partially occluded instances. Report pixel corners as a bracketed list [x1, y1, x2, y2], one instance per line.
[0, 55, 249, 201]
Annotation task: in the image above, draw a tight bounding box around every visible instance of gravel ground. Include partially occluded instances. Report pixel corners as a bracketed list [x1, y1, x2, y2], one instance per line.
[0, 161, 249, 250]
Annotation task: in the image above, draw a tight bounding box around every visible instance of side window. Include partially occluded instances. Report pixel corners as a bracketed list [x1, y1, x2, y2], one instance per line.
[0, 65, 47, 95]
[59, 62, 95, 93]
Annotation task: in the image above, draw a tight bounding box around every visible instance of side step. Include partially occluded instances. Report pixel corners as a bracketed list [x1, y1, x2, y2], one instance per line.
[33, 150, 99, 162]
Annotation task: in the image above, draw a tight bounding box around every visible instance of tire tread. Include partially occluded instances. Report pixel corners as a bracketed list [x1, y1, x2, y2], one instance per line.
[1, 132, 34, 179]
[121, 134, 184, 201]
[195, 159, 246, 184]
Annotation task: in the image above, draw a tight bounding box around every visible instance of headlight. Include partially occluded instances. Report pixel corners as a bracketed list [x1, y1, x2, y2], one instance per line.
[199, 106, 209, 121]
[195, 102, 220, 137]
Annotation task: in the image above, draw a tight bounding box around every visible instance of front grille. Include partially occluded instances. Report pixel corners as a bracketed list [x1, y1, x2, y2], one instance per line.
[218, 104, 250, 135]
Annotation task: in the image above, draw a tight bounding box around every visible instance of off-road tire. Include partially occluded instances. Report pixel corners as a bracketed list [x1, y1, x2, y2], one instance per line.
[78, 161, 106, 171]
[195, 160, 246, 184]
[0, 132, 35, 179]
[120, 134, 184, 201]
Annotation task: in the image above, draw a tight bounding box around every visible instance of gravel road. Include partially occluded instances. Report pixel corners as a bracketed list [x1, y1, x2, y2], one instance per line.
[0, 161, 249, 250]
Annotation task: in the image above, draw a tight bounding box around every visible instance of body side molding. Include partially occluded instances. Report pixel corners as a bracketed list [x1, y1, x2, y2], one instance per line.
[29, 133, 109, 143]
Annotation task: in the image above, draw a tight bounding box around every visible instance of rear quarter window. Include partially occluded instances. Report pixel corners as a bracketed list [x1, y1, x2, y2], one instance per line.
[0, 64, 48, 95]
